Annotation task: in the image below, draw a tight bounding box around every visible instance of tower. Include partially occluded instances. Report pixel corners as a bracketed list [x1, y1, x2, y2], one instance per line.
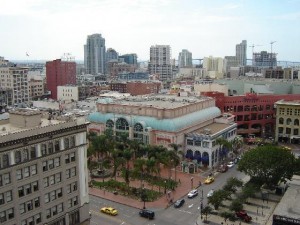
[148, 45, 173, 81]
[236, 40, 247, 66]
[84, 33, 106, 75]
[178, 49, 193, 68]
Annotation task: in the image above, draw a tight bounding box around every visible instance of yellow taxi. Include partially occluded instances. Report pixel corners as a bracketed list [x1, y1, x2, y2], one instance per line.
[204, 176, 215, 184]
[100, 207, 118, 216]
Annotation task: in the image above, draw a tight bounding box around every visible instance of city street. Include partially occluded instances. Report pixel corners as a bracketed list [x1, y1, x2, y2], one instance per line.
[89, 165, 246, 225]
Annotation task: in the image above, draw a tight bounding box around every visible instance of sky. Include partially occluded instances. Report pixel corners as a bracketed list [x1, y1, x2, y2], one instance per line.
[1, 0, 300, 62]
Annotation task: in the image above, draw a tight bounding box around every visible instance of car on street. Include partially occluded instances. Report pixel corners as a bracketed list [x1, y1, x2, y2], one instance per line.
[207, 189, 214, 198]
[174, 198, 185, 208]
[187, 189, 198, 198]
[204, 176, 215, 184]
[139, 209, 155, 219]
[217, 164, 228, 173]
[227, 161, 235, 168]
[100, 207, 118, 216]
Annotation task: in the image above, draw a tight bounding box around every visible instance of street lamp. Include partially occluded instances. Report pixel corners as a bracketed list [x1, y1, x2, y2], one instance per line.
[164, 180, 167, 194]
[141, 188, 146, 209]
[191, 177, 194, 189]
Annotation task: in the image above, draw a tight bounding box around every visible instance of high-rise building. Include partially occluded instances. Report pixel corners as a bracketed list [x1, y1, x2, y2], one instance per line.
[148, 45, 173, 81]
[0, 109, 90, 225]
[119, 54, 138, 65]
[178, 49, 193, 68]
[0, 66, 29, 106]
[203, 56, 224, 79]
[236, 40, 247, 66]
[106, 48, 119, 63]
[253, 51, 277, 68]
[84, 33, 106, 75]
[46, 59, 76, 100]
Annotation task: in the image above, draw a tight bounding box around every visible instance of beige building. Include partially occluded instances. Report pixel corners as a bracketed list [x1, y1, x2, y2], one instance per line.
[57, 86, 79, 102]
[0, 67, 29, 106]
[275, 100, 300, 144]
[87, 94, 237, 168]
[203, 56, 224, 79]
[28, 78, 44, 100]
[0, 109, 90, 225]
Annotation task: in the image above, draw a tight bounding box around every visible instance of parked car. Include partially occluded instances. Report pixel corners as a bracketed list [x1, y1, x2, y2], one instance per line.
[207, 189, 214, 198]
[187, 189, 198, 198]
[100, 207, 118, 216]
[236, 210, 252, 222]
[217, 164, 228, 173]
[174, 199, 185, 208]
[227, 161, 235, 168]
[204, 176, 215, 184]
[139, 209, 155, 219]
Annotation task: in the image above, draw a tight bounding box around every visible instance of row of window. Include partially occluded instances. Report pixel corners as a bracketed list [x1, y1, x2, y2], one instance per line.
[278, 127, 299, 135]
[42, 157, 61, 171]
[224, 104, 273, 112]
[45, 188, 63, 203]
[18, 181, 39, 198]
[278, 118, 299, 126]
[17, 164, 37, 180]
[46, 203, 64, 219]
[66, 167, 76, 179]
[0, 190, 12, 205]
[21, 213, 41, 225]
[44, 173, 62, 188]
[20, 197, 40, 214]
[0, 173, 10, 186]
[279, 108, 300, 116]
[0, 208, 14, 223]
[0, 136, 76, 169]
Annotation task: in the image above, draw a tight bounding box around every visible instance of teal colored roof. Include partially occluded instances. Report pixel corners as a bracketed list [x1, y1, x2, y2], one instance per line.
[97, 98, 114, 104]
[87, 107, 221, 132]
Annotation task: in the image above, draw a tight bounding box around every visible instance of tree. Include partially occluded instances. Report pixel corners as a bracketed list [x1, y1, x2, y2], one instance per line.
[239, 183, 260, 202]
[237, 145, 296, 188]
[229, 199, 244, 212]
[223, 177, 243, 194]
[201, 205, 213, 222]
[207, 189, 229, 210]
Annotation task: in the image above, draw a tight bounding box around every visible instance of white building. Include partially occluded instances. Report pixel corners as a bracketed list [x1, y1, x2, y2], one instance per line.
[57, 86, 79, 102]
[178, 49, 193, 68]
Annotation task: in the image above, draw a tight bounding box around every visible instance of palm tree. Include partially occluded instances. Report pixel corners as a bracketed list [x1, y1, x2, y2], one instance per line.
[133, 158, 147, 188]
[169, 143, 182, 181]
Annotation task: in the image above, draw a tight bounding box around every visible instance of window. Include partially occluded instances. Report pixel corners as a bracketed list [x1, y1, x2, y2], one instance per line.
[32, 181, 38, 192]
[2, 154, 9, 168]
[287, 118, 292, 125]
[64, 138, 69, 149]
[24, 167, 30, 178]
[194, 141, 201, 146]
[3, 173, 10, 185]
[48, 159, 54, 169]
[6, 191, 12, 202]
[7, 208, 13, 220]
[186, 139, 193, 145]
[23, 149, 29, 161]
[17, 169, 23, 180]
[15, 150, 21, 163]
[203, 141, 210, 148]
[0, 193, 3, 205]
[295, 119, 299, 126]
[279, 117, 284, 124]
[20, 203, 25, 214]
[44, 193, 50, 203]
[286, 128, 291, 134]
[70, 152, 75, 162]
[41, 144, 47, 156]
[70, 136, 76, 148]
[44, 177, 49, 188]
[34, 197, 40, 207]
[31, 164, 37, 175]
[48, 142, 54, 154]
[30, 146, 36, 159]
[42, 161, 48, 172]
[55, 173, 61, 183]
[54, 157, 60, 167]
[55, 140, 60, 151]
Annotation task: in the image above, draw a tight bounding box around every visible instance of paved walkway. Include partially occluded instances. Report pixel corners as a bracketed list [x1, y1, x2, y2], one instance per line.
[89, 165, 211, 210]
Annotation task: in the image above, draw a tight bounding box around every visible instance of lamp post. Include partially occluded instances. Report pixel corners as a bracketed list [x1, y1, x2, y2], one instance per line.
[141, 188, 146, 209]
[191, 177, 194, 189]
[164, 180, 167, 194]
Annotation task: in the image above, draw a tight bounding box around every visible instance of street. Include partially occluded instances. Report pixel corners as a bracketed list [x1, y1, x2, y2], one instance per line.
[89, 165, 246, 225]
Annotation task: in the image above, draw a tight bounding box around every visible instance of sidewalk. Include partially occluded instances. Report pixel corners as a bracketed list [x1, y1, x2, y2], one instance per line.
[89, 166, 207, 210]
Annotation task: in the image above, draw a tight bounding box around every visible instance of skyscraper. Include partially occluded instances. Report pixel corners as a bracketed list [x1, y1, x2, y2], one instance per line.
[148, 45, 173, 81]
[46, 59, 76, 100]
[178, 49, 193, 68]
[84, 33, 106, 75]
[119, 53, 138, 65]
[236, 40, 247, 66]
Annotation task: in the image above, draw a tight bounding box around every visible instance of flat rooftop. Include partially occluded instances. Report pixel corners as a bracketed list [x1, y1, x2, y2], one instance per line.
[191, 122, 233, 136]
[105, 95, 213, 109]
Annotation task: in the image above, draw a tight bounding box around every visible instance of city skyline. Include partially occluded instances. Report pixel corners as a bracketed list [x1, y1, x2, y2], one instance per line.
[1, 0, 300, 61]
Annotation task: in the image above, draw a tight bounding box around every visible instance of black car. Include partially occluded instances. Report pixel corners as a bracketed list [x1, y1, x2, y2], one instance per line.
[139, 209, 155, 219]
[174, 199, 185, 208]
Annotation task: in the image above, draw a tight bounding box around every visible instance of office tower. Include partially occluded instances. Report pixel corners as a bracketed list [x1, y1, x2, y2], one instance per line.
[203, 56, 224, 79]
[148, 45, 173, 81]
[0, 109, 90, 225]
[236, 40, 247, 66]
[178, 49, 193, 68]
[119, 54, 138, 65]
[46, 59, 76, 100]
[106, 48, 119, 63]
[84, 33, 106, 75]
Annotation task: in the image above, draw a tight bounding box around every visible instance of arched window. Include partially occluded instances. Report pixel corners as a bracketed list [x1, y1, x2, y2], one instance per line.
[23, 149, 29, 161]
[41, 144, 47, 156]
[64, 138, 70, 149]
[48, 142, 54, 154]
[55, 140, 60, 152]
[134, 123, 143, 132]
[287, 118, 292, 125]
[279, 118, 284, 124]
[294, 119, 299, 126]
[106, 120, 114, 129]
[116, 118, 129, 131]
[3, 154, 9, 167]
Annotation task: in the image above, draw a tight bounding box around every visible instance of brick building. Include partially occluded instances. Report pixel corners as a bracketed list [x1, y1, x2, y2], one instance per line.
[201, 91, 300, 138]
[110, 81, 161, 96]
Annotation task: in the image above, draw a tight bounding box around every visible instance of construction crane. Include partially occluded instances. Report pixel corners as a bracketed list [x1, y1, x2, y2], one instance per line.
[249, 44, 263, 66]
[270, 41, 277, 68]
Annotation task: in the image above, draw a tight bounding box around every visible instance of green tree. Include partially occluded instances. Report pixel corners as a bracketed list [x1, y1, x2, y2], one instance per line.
[239, 183, 260, 202]
[207, 189, 229, 210]
[229, 198, 244, 212]
[220, 211, 235, 223]
[202, 205, 213, 222]
[237, 145, 296, 188]
[223, 177, 243, 194]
